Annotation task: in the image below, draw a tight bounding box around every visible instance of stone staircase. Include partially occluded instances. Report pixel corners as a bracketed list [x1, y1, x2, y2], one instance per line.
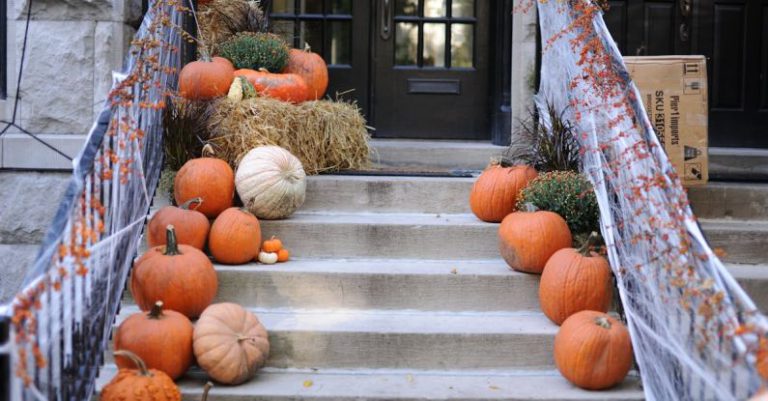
[92, 139, 768, 400]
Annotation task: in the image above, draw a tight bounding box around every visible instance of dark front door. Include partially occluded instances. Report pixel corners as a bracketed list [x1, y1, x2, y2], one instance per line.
[604, 0, 768, 148]
[372, 0, 491, 139]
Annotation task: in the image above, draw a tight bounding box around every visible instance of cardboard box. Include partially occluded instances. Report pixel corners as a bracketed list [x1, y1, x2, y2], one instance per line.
[624, 56, 709, 186]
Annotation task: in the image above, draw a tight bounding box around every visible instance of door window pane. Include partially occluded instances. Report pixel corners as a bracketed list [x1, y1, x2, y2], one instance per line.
[330, 21, 352, 65]
[396, 0, 418, 16]
[272, 20, 296, 46]
[424, 0, 446, 17]
[451, 24, 473, 67]
[300, 21, 323, 54]
[272, 0, 295, 13]
[395, 22, 418, 65]
[423, 23, 446, 67]
[451, 0, 474, 17]
[331, 0, 352, 14]
[300, 0, 323, 14]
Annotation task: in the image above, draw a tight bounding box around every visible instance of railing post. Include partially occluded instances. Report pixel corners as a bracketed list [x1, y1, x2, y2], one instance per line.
[0, 314, 10, 401]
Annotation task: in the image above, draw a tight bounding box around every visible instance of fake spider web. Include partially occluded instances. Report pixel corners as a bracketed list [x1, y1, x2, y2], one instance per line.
[534, 1, 768, 399]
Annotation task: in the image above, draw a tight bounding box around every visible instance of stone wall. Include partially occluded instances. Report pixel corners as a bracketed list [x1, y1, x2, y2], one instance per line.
[0, 0, 141, 168]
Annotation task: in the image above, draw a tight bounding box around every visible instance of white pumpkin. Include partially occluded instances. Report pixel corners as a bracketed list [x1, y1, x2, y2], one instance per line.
[235, 146, 307, 220]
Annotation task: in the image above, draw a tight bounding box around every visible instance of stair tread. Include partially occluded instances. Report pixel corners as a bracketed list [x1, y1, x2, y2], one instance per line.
[116, 306, 558, 335]
[264, 212, 489, 225]
[96, 366, 644, 400]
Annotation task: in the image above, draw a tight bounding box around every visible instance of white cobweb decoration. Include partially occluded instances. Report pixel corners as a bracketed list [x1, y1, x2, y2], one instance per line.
[534, 1, 768, 399]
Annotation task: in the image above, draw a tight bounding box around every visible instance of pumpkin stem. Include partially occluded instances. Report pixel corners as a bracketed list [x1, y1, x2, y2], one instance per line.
[148, 301, 164, 319]
[489, 156, 515, 168]
[164, 225, 181, 256]
[202, 381, 213, 401]
[521, 202, 539, 213]
[595, 316, 612, 329]
[237, 335, 260, 342]
[114, 350, 153, 377]
[578, 231, 602, 256]
[202, 144, 216, 158]
[303, 42, 312, 52]
[180, 197, 203, 211]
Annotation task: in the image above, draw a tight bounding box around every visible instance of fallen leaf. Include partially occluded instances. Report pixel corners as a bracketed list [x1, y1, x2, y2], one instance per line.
[303, 380, 313, 388]
[406, 374, 414, 383]
[450, 268, 458, 275]
[713, 248, 728, 258]
[489, 385, 500, 391]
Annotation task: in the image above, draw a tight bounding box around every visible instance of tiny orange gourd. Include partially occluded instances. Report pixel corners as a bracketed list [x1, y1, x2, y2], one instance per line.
[147, 197, 210, 250]
[469, 161, 538, 223]
[498, 204, 572, 274]
[209, 208, 262, 265]
[554, 311, 633, 390]
[262, 236, 283, 253]
[101, 350, 181, 401]
[277, 248, 290, 262]
[539, 232, 613, 325]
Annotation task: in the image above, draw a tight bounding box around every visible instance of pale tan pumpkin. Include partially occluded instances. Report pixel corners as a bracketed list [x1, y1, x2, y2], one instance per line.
[193, 303, 270, 385]
[235, 146, 306, 220]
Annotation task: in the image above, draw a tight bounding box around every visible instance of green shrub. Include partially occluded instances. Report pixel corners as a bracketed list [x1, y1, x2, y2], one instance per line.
[517, 171, 600, 237]
[219, 32, 289, 72]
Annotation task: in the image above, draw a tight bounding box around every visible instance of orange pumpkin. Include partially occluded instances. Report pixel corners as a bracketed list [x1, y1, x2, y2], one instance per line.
[209, 208, 262, 265]
[554, 311, 633, 390]
[101, 350, 181, 401]
[469, 162, 538, 223]
[498, 204, 572, 274]
[114, 301, 194, 380]
[539, 232, 612, 325]
[179, 57, 235, 100]
[131, 226, 218, 319]
[193, 303, 270, 385]
[262, 236, 283, 253]
[282, 46, 329, 100]
[174, 154, 235, 219]
[235, 68, 310, 103]
[147, 197, 210, 250]
[277, 248, 290, 262]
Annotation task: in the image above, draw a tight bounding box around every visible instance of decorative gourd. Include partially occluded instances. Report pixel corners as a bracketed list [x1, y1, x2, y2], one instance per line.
[227, 76, 257, 102]
[258, 251, 278, 264]
[114, 301, 194, 380]
[498, 204, 572, 274]
[209, 208, 262, 265]
[262, 236, 283, 253]
[131, 226, 218, 319]
[101, 350, 181, 401]
[277, 248, 290, 263]
[235, 68, 310, 103]
[193, 303, 270, 385]
[179, 56, 235, 100]
[469, 160, 538, 223]
[174, 150, 235, 219]
[554, 311, 633, 390]
[539, 232, 612, 325]
[235, 146, 307, 220]
[147, 198, 210, 250]
[283, 45, 329, 100]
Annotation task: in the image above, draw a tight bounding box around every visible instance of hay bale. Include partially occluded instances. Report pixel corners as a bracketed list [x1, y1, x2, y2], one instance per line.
[206, 96, 371, 174]
[198, 0, 265, 55]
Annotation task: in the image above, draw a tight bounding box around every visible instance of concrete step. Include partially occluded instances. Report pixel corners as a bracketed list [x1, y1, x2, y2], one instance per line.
[259, 212, 768, 264]
[370, 139, 504, 171]
[114, 306, 559, 370]
[687, 182, 768, 219]
[728, 264, 768, 313]
[124, 259, 540, 312]
[96, 366, 644, 400]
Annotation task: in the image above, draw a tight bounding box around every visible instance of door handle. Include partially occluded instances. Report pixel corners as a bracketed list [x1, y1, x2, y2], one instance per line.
[381, 0, 392, 40]
[679, 0, 692, 17]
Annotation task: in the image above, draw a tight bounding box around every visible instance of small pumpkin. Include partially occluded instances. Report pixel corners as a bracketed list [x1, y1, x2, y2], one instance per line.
[174, 150, 235, 219]
[114, 301, 194, 380]
[554, 311, 633, 390]
[539, 232, 613, 325]
[498, 204, 572, 274]
[131, 225, 218, 319]
[209, 208, 262, 265]
[235, 68, 310, 103]
[235, 146, 307, 220]
[277, 248, 290, 263]
[179, 56, 235, 100]
[469, 160, 538, 223]
[101, 350, 181, 401]
[283, 45, 329, 100]
[258, 251, 278, 264]
[193, 303, 270, 385]
[147, 198, 210, 250]
[262, 236, 283, 253]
